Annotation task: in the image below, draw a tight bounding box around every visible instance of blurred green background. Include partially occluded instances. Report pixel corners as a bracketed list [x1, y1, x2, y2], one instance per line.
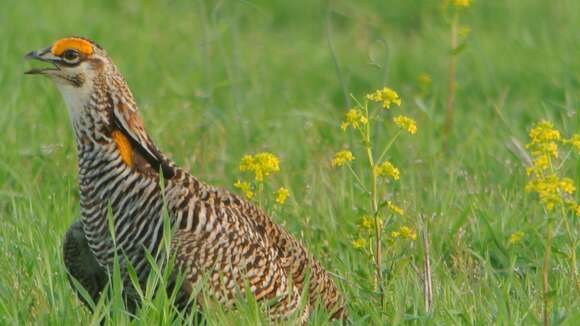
[0, 0, 578, 324]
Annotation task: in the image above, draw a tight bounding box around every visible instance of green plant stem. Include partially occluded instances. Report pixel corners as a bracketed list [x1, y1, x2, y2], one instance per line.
[258, 182, 264, 207]
[363, 107, 384, 306]
[550, 155, 579, 294]
[558, 204, 579, 293]
[543, 221, 552, 326]
[369, 150, 383, 305]
[443, 11, 458, 149]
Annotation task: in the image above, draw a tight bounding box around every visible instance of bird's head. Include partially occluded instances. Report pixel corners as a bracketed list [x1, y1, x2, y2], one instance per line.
[25, 37, 174, 177]
[25, 37, 108, 88]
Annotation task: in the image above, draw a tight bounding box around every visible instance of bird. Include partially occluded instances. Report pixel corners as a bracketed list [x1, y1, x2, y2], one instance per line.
[25, 37, 346, 322]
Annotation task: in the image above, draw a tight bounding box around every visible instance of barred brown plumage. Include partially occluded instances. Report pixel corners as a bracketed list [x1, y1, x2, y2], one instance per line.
[27, 37, 347, 321]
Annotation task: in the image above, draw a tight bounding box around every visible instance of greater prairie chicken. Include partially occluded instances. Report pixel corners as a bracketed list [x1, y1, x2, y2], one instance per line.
[25, 37, 346, 321]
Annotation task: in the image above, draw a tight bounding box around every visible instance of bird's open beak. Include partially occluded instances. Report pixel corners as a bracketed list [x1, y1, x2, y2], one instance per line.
[24, 47, 60, 75]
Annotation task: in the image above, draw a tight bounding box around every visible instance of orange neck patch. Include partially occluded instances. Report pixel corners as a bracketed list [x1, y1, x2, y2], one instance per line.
[51, 37, 93, 56]
[111, 130, 134, 167]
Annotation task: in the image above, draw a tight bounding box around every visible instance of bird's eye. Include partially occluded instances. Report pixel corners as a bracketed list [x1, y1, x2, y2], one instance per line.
[63, 49, 79, 61]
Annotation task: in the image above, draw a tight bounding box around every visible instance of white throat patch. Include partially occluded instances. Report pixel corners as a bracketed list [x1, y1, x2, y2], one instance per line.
[56, 81, 93, 129]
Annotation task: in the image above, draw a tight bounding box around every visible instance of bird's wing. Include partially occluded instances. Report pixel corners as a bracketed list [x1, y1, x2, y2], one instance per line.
[171, 203, 306, 320]
[194, 186, 346, 319]
[230, 200, 347, 318]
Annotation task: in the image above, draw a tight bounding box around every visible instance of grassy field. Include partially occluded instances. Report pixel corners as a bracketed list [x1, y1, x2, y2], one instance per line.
[1, 0, 579, 324]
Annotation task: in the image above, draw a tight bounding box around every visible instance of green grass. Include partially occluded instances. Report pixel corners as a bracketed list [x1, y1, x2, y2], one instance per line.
[1, 0, 579, 324]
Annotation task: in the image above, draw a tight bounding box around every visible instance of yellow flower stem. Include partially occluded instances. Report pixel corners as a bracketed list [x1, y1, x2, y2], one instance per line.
[557, 194, 579, 294]
[355, 121, 367, 140]
[363, 101, 384, 305]
[542, 219, 552, 326]
[257, 181, 264, 207]
[549, 153, 579, 293]
[377, 131, 402, 164]
[443, 10, 459, 149]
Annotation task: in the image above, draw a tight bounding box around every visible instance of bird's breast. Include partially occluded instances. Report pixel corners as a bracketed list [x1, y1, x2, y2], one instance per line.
[77, 142, 166, 275]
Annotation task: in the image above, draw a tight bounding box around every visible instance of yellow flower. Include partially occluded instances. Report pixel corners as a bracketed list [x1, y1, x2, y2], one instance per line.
[374, 161, 400, 180]
[391, 226, 417, 241]
[528, 120, 560, 144]
[274, 187, 290, 205]
[359, 216, 373, 230]
[532, 142, 559, 159]
[526, 120, 561, 158]
[387, 201, 404, 215]
[508, 231, 525, 245]
[566, 201, 580, 216]
[564, 134, 580, 153]
[239, 152, 280, 182]
[526, 154, 550, 176]
[332, 150, 355, 167]
[233, 180, 254, 199]
[341, 108, 368, 131]
[393, 115, 417, 135]
[358, 215, 383, 231]
[239, 155, 254, 170]
[366, 87, 401, 109]
[452, 0, 471, 8]
[525, 174, 576, 211]
[559, 178, 576, 194]
[351, 238, 367, 249]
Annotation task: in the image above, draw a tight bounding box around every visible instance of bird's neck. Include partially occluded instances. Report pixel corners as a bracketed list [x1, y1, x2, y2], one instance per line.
[56, 77, 98, 134]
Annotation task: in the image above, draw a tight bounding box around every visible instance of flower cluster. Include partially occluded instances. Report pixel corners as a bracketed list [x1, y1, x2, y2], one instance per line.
[358, 215, 373, 230]
[341, 108, 368, 131]
[234, 152, 290, 206]
[527, 120, 560, 158]
[239, 152, 280, 182]
[525, 120, 579, 214]
[357, 215, 383, 231]
[351, 238, 367, 250]
[366, 87, 401, 109]
[393, 115, 417, 135]
[234, 180, 254, 199]
[274, 187, 290, 205]
[374, 161, 400, 180]
[525, 175, 576, 211]
[387, 201, 405, 216]
[331, 150, 355, 167]
[451, 0, 471, 8]
[564, 134, 580, 153]
[352, 215, 383, 251]
[508, 231, 525, 245]
[391, 226, 417, 241]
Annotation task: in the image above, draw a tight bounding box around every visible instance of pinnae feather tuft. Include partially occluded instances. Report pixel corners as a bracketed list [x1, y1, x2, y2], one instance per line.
[51, 37, 94, 56]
